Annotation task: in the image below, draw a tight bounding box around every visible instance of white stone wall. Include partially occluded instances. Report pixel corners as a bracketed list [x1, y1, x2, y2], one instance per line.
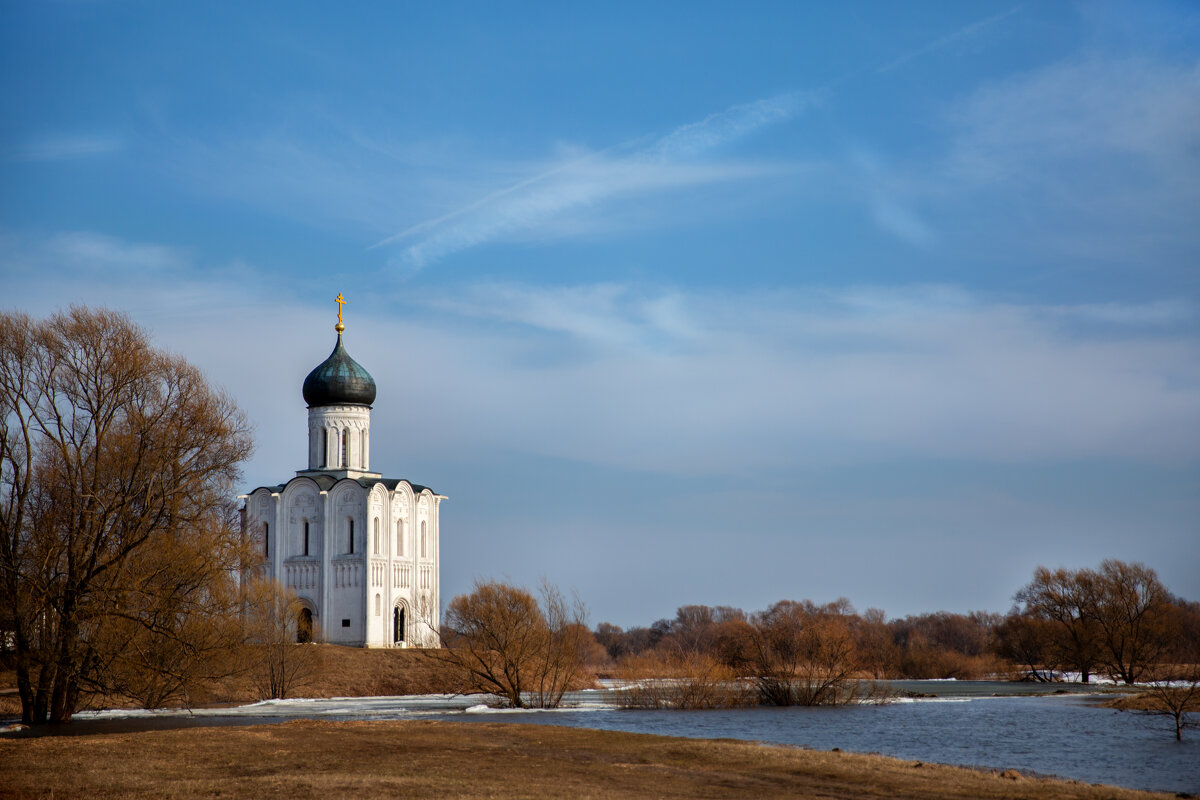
[245, 477, 442, 648]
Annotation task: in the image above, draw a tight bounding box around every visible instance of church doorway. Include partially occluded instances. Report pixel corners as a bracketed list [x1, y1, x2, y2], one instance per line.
[297, 607, 313, 643]
[393, 606, 405, 645]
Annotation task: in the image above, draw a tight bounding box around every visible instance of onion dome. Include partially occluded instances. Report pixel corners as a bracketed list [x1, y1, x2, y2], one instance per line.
[302, 334, 377, 407]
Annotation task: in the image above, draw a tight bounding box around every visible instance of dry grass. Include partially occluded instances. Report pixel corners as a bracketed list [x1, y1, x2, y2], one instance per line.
[0, 645, 473, 718]
[261, 644, 473, 698]
[0, 720, 1178, 800]
[1106, 691, 1200, 712]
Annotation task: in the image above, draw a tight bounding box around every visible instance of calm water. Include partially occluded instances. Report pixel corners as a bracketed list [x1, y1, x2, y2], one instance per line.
[7, 683, 1198, 794]
[458, 694, 1198, 795]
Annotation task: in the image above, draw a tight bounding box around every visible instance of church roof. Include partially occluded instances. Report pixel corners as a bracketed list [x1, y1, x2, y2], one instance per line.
[247, 475, 438, 496]
[302, 334, 377, 407]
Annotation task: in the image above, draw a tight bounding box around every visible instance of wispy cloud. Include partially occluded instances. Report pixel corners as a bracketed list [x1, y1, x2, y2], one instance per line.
[851, 150, 936, 246]
[0, 230, 273, 324]
[407, 282, 1200, 472]
[11, 232, 1193, 476]
[43, 231, 189, 273]
[647, 92, 814, 159]
[929, 53, 1200, 268]
[427, 282, 702, 351]
[9, 133, 123, 161]
[878, 6, 1023, 74]
[947, 56, 1200, 180]
[374, 92, 817, 270]
[373, 5, 1032, 268]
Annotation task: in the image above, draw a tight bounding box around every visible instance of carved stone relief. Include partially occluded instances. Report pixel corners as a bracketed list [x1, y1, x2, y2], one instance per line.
[392, 493, 409, 520]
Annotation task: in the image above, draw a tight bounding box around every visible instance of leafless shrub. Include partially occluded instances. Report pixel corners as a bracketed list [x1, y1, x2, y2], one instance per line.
[1138, 663, 1200, 741]
[439, 579, 588, 708]
[242, 579, 318, 700]
[748, 601, 861, 706]
[615, 651, 748, 709]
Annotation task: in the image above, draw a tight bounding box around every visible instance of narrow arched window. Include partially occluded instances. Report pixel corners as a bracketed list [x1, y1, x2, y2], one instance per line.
[341, 429, 349, 468]
[395, 520, 404, 556]
[375, 593, 381, 616]
[348, 518, 355, 554]
[303, 520, 310, 556]
[373, 518, 380, 555]
[420, 520, 427, 559]
[322, 429, 328, 467]
[263, 522, 269, 556]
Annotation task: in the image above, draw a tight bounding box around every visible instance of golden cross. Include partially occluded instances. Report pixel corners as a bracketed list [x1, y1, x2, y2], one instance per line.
[335, 293, 347, 330]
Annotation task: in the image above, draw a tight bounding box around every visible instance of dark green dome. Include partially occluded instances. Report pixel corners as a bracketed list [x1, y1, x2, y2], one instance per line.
[302, 335, 376, 407]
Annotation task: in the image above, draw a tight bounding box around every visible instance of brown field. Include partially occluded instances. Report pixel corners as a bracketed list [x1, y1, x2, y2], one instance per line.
[0, 719, 1178, 800]
[0, 645, 474, 719]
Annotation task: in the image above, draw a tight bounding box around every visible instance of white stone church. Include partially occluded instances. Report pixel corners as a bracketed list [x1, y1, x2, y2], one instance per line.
[241, 301, 444, 647]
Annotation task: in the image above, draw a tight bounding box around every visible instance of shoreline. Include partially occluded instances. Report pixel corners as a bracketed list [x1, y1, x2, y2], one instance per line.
[0, 679, 1127, 737]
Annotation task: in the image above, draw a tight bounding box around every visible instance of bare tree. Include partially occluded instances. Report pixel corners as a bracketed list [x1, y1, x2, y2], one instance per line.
[615, 650, 745, 709]
[1086, 560, 1177, 685]
[0, 307, 251, 723]
[1015, 567, 1101, 682]
[439, 579, 587, 708]
[1139, 667, 1200, 741]
[993, 610, 1061, 682]
[1015, 562, 1179, 685]
[242, 579, 317, 700]
[529, 580, 589, 708]
[88, 499, 250, 709]
[854, 607, 899, 680]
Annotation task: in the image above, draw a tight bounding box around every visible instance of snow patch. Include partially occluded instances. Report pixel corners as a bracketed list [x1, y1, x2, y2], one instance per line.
[890, 696, 976, 704]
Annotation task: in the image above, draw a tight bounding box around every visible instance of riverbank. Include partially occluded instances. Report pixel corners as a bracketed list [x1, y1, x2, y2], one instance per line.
[0, 645, 473, 719]
[0, 718, 1178, 799]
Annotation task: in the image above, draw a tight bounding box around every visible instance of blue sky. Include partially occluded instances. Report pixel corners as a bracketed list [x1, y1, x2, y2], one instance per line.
[3, 1, 1198, 627]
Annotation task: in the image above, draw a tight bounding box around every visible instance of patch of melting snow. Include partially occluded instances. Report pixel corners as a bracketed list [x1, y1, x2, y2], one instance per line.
[1054, 672, 1120, 685]
[463, 704, 537, 714]
[75, 707, 183, 720]
[68, 692, 618, 722]
[889, 696, 977, 704]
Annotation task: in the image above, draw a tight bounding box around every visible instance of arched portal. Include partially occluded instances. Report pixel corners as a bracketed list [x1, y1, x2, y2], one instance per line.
[297, 607, 314, 644]
[393, 606, 405, 645]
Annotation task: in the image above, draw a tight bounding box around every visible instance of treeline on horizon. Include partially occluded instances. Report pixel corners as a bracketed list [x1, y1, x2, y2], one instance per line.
[584, 560, 1200, 685]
